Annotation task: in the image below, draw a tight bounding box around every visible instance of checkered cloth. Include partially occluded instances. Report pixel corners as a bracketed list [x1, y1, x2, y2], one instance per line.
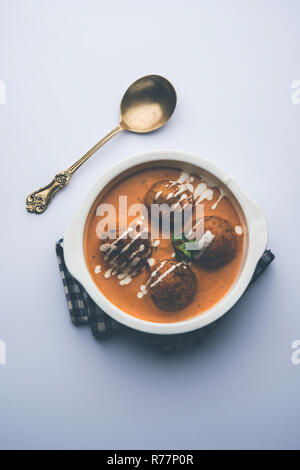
[56, 239, 274, 340]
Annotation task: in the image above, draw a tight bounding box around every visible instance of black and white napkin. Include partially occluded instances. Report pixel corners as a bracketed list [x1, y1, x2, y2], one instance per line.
[56, 239, 275, 341]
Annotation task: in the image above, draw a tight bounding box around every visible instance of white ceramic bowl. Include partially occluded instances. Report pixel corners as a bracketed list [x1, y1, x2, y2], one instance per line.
[64, 150, 267, 335]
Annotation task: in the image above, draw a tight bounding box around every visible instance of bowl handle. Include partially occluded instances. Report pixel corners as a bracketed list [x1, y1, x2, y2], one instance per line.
[63, 216, 87, 285]
[245, 195, 268, 262]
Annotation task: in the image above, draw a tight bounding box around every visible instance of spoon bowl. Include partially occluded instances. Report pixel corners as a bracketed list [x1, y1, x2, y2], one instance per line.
[120, 75, 177, 133]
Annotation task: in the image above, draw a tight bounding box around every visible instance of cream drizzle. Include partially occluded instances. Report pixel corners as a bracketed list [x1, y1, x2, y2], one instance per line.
[155, 190, 162, 200]
[137, 260, 167, 299]
[137, 260, 186, 299]
[189, 230, 215, 259]
[194, 183, 214, 205]
[101, 226, 134, 256]
[101, 224, 149, 286]
[129, 244, 145, 259]
[119, 275, 133, 286]
[186, 217, 204, 240]
[104, 268, 113, 278]
[149, 262, 182, 288]
[211, 188, 225, 210]
[165, 173, 195, 205]
[169, 171, 228, 210]
[137, 285, 148, 299]
[120, 231, 142, 254]
[117, 272, 127, 280]
[100, 242, 112, 253]
[147, 257, 155, 267]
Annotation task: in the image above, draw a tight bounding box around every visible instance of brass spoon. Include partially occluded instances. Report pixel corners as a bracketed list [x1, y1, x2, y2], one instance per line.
[26, 74, 177, 214]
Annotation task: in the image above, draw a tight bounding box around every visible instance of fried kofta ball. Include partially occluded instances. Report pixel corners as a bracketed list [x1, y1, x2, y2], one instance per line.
[144, 179, 194, 211]
[173, 215, 237, 268]
[99, 220, 152, 275]
[149, 259, 197, 311]
[199, 216, 237, 268]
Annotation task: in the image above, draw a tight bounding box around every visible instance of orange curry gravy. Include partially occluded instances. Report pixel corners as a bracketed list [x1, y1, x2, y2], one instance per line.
[83, 167, 244, 323]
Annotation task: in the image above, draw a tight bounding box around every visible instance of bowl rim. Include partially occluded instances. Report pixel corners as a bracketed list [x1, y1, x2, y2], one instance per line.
[64, 149, 268, 335]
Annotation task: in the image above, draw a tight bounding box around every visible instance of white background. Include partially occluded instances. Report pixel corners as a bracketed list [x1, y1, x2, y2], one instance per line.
[0, 0, 300, 449]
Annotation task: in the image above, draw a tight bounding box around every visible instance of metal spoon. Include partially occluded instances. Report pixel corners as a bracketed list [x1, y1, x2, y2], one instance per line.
[26, 74, 177, 214]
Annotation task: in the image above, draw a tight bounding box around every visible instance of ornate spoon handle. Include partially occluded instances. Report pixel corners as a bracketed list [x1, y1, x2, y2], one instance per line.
[26, 170, 73, 214]
[26, 124, 123, 214]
